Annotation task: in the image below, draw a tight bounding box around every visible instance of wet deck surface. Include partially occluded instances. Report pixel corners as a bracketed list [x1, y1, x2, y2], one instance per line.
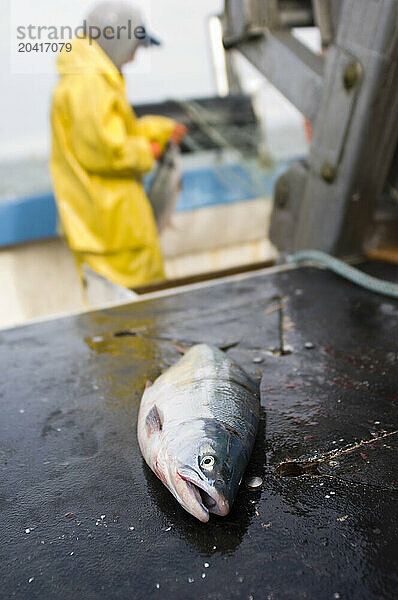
[0, 263, 397, 600]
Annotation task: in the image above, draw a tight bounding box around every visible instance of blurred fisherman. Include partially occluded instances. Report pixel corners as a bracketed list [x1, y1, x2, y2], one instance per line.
[51, 1, 186, 290]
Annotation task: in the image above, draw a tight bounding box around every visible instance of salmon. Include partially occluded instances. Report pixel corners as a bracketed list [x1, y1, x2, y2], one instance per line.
[147, 141, 182, 232]
[137, 344, 260, 522]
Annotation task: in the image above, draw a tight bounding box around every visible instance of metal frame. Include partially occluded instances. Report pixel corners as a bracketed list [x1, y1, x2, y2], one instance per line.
[237, 31, 324, 122]
[222, 0, 398, 256]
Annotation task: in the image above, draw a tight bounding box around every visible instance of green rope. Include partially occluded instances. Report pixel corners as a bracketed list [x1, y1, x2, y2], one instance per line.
[287, 250, 398, 299]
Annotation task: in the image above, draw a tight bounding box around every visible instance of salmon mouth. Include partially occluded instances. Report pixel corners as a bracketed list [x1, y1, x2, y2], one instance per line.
[176, 468, 229, 521]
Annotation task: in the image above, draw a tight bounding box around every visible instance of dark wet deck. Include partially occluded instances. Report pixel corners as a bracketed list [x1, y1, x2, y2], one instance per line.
[1, 263, 397, 600]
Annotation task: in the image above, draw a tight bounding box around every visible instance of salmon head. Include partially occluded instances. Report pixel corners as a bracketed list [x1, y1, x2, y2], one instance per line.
[149, 418, 249, 523]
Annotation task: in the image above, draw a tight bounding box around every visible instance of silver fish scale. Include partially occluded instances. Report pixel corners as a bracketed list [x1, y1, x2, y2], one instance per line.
[162, 345, 260, 439]
[144, 344, 260, 440]
[189, 377, 258, 442]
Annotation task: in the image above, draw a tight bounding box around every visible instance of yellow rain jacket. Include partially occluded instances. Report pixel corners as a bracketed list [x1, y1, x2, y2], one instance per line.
[50, 38, 175, 288]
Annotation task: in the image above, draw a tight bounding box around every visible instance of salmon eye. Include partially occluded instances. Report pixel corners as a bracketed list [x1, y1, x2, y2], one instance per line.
[200, 455, 215, 470]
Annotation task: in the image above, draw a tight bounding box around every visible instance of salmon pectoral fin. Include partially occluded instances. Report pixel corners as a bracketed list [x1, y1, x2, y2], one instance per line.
[145, 404, 163, 435]
[171, 342, 190, 355]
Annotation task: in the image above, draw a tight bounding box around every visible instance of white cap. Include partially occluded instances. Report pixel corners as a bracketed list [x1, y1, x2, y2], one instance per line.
[86, 1, 161, 69]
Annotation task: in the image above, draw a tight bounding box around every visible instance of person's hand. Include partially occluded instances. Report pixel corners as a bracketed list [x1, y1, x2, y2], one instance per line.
[150, 141, 162, 159]
[170, 123, 188, 145]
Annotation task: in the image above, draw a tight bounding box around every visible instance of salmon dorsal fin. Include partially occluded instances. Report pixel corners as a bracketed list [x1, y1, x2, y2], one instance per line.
[146, 405, 162, 435]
